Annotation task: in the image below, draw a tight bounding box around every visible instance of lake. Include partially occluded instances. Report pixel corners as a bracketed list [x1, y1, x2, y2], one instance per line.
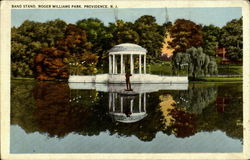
[10, 80, 243, 153]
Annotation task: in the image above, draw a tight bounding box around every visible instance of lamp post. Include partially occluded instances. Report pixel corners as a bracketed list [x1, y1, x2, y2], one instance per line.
[69, 63, 71, 75]
[176, 62, 179, 76]
[81, 61, 85, 75]
[76, 62, 79, 75]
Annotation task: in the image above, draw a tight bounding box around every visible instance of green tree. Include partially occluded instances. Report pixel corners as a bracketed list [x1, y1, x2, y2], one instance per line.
[169, 19, 203, 54]
[133, 15, 165, 63]
[220, 17, 242, 61]
[112, 20, 140, 44]
[76, 18, 113, 70]
[11, 19, 67, 78]
[172, 47, 218, 79]
[202, 25, 221, 56]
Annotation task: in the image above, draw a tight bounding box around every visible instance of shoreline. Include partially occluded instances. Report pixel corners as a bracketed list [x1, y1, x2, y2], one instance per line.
[11, 76, 243, 83]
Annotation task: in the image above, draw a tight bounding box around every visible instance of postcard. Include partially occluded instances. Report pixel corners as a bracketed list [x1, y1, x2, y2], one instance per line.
[1, 0, 250, 160]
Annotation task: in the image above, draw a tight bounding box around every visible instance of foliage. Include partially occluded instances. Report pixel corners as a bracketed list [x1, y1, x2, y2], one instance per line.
[11, 80, 38, 133]
[76, 16, 165, 71]
[169, 19, 203, 54]
[33, 24, 98, 80]
[57, 24, 98, 75]
[220, 17, 242, 61]
[202, 25, 221, 56]
[197, 83, 243, 140]
[148, 61, 172, 75]
[34, 47, 69, 80]
[173, 83, 218, 114]
[76, 18, 113, 69]
[172, 47, 218, 78]
[133, 15, 166, 63]
[11, 19, 67, 77]
[11, 16, 243, 78]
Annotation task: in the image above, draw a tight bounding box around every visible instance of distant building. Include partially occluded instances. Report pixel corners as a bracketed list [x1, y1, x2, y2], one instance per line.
[216, 47, 230, 64]
[216, 47, 242, 64]
[216, 48, 226, 59]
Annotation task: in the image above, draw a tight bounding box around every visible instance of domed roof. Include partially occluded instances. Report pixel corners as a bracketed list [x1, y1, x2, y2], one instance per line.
[109, 43, 147, 54]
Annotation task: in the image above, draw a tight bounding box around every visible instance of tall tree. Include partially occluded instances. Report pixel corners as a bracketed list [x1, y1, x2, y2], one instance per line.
[76, 18, 113, 69]
[133, 15, 166, 63]
[169, 19, 203, 54]
[34, 24, 98, 80]
[11, 19, 67, 77]
[172, 47, 218, 79]
[220, 17, 242, 61]
[56, 24, 98, 75]
[202, 25, 221, 56]
[111, 20, 140, 44]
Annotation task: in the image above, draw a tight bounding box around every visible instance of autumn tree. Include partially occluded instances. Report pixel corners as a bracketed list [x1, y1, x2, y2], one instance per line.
[34, 24, 98, 80]
[169, 19, 203, 54]
[55, 24, 98, 75]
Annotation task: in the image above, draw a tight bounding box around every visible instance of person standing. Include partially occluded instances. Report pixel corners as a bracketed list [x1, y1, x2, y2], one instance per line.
[125, 72, 132, 91]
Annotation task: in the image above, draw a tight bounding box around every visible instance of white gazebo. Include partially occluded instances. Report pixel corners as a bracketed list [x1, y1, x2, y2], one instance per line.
[108, 43, 147, 75]
[68, 43, 188, 84]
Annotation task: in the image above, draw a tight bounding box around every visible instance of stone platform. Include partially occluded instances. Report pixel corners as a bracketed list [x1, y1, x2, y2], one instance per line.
[68, 74, 188, 84]
[68, 83, 188, 93]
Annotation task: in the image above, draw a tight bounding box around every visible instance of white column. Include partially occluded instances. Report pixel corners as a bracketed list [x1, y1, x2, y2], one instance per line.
[109, 93, 112, 111]
[112, 54, 115, 74]
[139, 54, 142, 74]
[144, 93, 146, 112]
[144, 54, 146, 74]
[130, 99, 134, 113]
[112, 93, 115, 112]
[123, 56, 125, 73]
[120, 54, 124, 74]
[109, 55, 112, 74]
[130, 54, 134, 74]
[120, 97, 123, 113]
[115, 57, 117, 74]
[139, 93, 141, 112]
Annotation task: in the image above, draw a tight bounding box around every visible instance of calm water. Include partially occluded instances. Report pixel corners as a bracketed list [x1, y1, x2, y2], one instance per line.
[10, 80, 243, 153]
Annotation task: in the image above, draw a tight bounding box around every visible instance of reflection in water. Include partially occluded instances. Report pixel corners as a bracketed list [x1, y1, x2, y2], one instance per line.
[159, 94, 197, 138]
[11, 80, 243, 145]
[109, 93, 147, 123]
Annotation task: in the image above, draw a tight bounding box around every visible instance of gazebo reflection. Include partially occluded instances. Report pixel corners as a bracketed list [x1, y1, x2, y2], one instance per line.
[108, 92, 147, 123]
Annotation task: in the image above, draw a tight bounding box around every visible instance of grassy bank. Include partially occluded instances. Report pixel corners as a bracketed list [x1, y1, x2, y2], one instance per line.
[11, 77, 35, 80]
[11, 77, 67, 82]
[148, 61, 173, 75]
[218, 65, 242, 75]
[192, 77, 243, 82]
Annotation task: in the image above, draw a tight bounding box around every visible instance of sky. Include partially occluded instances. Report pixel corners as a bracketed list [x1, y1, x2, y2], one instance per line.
[11, 7, 242, 28]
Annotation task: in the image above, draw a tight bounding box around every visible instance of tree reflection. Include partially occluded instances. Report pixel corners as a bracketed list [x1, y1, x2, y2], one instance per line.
[159, 94, 197, 138]
[11, 81, 243, 142]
